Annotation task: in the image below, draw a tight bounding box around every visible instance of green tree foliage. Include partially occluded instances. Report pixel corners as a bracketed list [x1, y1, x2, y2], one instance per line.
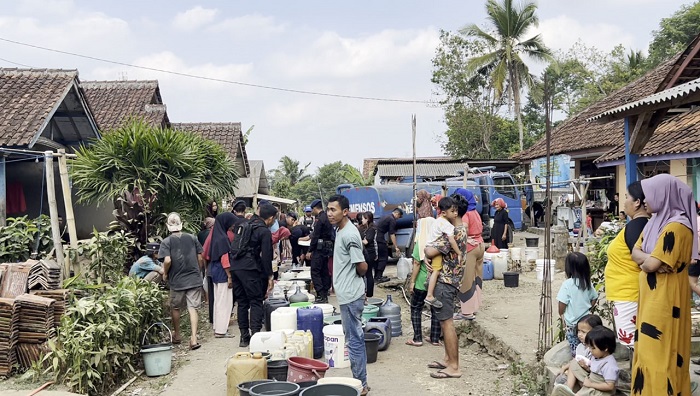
[71, 119, 238, 238]
[462, 0, 552, 151]
[647, 1, 700, 66]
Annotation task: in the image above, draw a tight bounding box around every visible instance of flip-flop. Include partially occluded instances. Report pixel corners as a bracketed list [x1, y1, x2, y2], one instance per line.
[430, 370, 462, 379]
[405, 340, 423, 347]
[429, 339, 443, 346]
[427, 361, 447, 369]
[189, 343, 202, 351]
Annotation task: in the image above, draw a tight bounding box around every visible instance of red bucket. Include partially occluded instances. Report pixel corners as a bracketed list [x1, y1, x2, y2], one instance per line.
[286, 356, 329, 383]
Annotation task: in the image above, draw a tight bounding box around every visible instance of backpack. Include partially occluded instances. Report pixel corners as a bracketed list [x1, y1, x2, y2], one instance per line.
[230, 220, 262, 259]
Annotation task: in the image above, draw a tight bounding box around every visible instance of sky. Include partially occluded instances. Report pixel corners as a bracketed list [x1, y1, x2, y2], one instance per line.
[0, 0, 693, 173]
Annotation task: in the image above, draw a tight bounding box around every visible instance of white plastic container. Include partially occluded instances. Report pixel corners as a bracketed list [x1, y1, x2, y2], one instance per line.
[249, 331, 286, 353]
[323, 324, 349, 369]
[271, 307, 297, 331]
[536, 259, 556, 281]
[524, 247, 538, 263]
[509, 247, 522, 262]
[493, 252, 508, 280]
[318, 377, 363, 392]
[313, 304, 335, 318]
[396, 256, 411, 281]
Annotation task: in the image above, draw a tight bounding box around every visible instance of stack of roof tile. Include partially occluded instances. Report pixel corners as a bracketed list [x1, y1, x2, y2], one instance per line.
[0, 298, 18, 376]
[15, 294, 55, 344]
[31, 289, 73, 328]
[27, 260, 61, 291]
[15, 342, 50, 370]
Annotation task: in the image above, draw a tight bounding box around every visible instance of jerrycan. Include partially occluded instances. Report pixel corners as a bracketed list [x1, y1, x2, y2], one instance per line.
[226, 352, 267, 396]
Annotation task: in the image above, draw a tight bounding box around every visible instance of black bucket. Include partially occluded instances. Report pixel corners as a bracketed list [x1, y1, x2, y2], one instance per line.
[239, 380, 274, 396]
[300, 384, 360, 396]
[364, 333, 381, 363]
[267, 359, 289, 381]
[525, 237, 539, 247]
[503, 272, 519, 288]
[250, 381, 300, 396]
[297, 381, 317, 389]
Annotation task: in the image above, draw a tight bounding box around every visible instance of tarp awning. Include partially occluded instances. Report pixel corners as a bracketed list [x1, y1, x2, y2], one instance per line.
[241, 193, 296, 205]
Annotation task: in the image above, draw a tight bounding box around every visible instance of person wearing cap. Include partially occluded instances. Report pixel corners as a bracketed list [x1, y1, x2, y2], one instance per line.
[375, 208, 404, 283]
[306, 198, 334, 303]
[231, 199, 248, 221]
[129, 242, 164, 282]
[159, 213, 205, 350]
[288, 211, 311, 267]
[303, 206, 315, 232]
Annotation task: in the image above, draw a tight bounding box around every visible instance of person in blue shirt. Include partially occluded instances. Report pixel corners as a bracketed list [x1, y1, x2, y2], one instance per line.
[129, 242, 164, 282]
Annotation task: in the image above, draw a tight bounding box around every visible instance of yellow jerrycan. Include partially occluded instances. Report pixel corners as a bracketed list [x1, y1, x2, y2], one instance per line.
[226, 352, 267, 396]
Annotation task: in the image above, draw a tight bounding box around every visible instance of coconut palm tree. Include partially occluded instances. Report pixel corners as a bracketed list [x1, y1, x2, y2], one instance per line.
[462, 0, 552, 151]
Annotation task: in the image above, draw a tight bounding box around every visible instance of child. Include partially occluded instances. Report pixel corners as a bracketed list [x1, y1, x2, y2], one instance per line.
[423, 197, 462, 308]
[557, 314, 603, 386]
[557, 252, 598, 357]
[552, 326, 619, 396]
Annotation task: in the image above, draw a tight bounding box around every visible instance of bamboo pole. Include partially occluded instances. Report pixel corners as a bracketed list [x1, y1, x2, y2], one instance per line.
[412, 114, 417, 243]
[44, 151, 66, 279]
[57, 149, 78, 251]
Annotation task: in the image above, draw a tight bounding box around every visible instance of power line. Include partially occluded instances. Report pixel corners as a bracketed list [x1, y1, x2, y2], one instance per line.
[0, 36, 433, 104]
[0, 56, 32, 68]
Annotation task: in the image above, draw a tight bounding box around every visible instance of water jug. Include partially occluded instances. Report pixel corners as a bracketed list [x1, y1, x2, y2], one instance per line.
[378, 295, 402, 337]
[289, 285, 309, 304]
[249, 331, 286, 354]
[226, 352, 267, 396]
[493, 251, 508, 280]
[396, 256, 411, 281]
[483, 259, 494, 280]
[264, 299, 290, 332]
[271, 307, 297, 331]
[364, 317, 392, 351]
[296, 307, 324, 359]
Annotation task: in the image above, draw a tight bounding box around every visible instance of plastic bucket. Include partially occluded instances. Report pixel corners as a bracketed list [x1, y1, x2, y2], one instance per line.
[536, 259, 556, 281]
[366, 297, 383, 307]
[312, 304, 335, 318]
[297, 381, 317, 389]
[140, 323, 173, 377]
[249, 381, 300, 396]
[503, 272, 519, 288]
[286, 356, 329, 383]
[267, 359, 289, 381]
[290, 302, 312, 309]
[318, 377, 362, 392]
[525, 237, 539, 247]
[364, 333, 380, 363]
[361, 304, 379, 320]
[509, 247, 522, 262]
[324, 315, 342, 326]
[524, 247, 538, 263]
[300, 384, 360, 396]
[323, 325, 349, 368]
[239, 380, 274, 396]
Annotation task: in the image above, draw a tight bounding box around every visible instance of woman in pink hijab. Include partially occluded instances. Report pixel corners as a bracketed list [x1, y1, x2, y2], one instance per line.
[631, 174, 697, 395]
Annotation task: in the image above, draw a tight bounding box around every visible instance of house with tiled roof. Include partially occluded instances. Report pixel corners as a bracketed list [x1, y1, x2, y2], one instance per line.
[171, 122, 250, 178]
[516, 33, 700, 210]
[81, 80, 169, 131]
[0, 68, 106, 235]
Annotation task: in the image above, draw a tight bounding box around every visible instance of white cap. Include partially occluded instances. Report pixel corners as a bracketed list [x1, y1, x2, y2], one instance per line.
[166, 212, 183, 232]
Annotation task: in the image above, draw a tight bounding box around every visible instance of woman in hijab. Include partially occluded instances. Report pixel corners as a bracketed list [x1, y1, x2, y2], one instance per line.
[491, 198, 510, 249]
[416, 189, 434, 219]
[631, 174, 697, 395]
[205, 212, 238, 338]
[453, 188, 485, 320]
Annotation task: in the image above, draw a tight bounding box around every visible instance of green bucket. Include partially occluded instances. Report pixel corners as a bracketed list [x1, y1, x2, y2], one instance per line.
[362, 304, 379, 320]
[290, 302, 312, 309]
[140, 323, 173, 377]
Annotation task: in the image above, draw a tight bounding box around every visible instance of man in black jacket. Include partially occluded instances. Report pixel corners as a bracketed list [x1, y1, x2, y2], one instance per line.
[305, 199, 334, 303]
[375, 208, 403, 283]
[233, 204, 277, 347]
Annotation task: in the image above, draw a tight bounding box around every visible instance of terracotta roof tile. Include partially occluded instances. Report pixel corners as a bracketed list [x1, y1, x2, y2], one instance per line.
[81, 80, 168, 131]
[171, 122, 249, 177]
[516, 56, 680, 161]
[0, 68, 77, 146]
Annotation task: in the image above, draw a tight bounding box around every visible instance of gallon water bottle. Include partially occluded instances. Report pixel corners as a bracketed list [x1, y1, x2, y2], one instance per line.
[378, 295, 402, 337]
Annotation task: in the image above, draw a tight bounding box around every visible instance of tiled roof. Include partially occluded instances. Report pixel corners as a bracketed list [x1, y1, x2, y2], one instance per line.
[0, 69, 77, 146]
[363, 156, 519, 178]
[171, 122, 249, 177]
[516, 56, 680, 161]
[377, 163, 468, 178]
[81, 80, 168, 131]
[595, 106, 700, 163]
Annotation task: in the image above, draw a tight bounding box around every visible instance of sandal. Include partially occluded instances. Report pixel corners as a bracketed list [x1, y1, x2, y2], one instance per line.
[189, 342, 202, 351]
[428, 339, 443, 347]
[425, 298, 443, 309]
[215, 333, 235, 338]
[405, 340, 423, 347]
[430, 370, 462, 379]
[427, 361, 447, 369]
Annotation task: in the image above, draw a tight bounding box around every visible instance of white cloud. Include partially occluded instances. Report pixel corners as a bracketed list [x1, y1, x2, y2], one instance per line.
[273, 28, 441, 79]
[172, 6, 219, 31]
[534, 15, 636, 54]
[209, 14, 286, 38]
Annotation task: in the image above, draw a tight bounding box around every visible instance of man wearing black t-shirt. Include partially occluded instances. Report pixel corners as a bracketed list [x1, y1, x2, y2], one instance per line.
[375, 208, 404, 283]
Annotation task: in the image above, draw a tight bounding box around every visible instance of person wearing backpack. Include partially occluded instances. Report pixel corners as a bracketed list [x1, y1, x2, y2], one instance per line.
[231, 203, 277, 347]
[305, 199, 334, 304]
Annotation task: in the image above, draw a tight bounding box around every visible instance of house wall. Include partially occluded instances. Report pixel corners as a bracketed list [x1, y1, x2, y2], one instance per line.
[616, 165, 626, 198]
[6, 160, 113, 240]
[670, 159, 688, 184]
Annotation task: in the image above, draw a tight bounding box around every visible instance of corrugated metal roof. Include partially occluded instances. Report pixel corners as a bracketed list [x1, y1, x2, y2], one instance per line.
[376, 163, 468, 178]
[588, 77, 700, 122]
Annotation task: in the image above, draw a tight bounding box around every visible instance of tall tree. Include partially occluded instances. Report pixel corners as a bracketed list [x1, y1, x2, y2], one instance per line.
[462, 0, 552, 151]
[269, 156, 310, 197]
[648, 1, 700, 66]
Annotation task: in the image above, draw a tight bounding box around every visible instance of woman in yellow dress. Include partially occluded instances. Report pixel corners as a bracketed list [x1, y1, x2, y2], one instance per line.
[631, 174, 698, 395]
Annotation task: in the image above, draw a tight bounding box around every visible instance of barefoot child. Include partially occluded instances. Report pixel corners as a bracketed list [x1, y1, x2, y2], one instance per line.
[557, 252, 598, 357]
[557, 314, 602, 385]
[423, 197, 462, 308]
[552, 325, 619, 396]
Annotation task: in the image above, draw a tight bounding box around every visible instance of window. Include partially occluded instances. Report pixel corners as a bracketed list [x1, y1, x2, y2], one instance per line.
[493, 176, 517, 199]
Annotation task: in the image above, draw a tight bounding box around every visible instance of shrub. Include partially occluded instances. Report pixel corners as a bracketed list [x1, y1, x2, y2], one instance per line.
[0, 215, 53, 262]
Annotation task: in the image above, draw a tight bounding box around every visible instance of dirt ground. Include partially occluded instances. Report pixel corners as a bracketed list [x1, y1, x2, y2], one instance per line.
[1, 231, 557, 396]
